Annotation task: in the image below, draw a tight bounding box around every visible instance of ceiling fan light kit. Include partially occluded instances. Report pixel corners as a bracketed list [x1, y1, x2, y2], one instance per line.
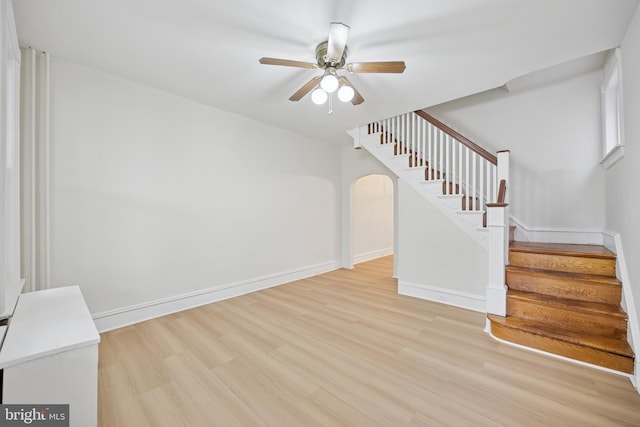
[259, 22, 406, 108]
[337, 85, 355, 103]
[311, 87, 328, 105]
[319, 67, 339, 93]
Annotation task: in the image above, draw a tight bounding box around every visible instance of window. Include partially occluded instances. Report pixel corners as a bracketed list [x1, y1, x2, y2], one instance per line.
[600, 48, 624, 169]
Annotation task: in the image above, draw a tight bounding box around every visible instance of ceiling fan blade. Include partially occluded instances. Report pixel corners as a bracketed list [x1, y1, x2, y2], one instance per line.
[350, 86, 364, 105]
[259, 57, 317, 69]
[347, 61, 406, 73]
[289, 76, 321, 101]
[339, 76, 364, 105]
[326, 22, 350, 63]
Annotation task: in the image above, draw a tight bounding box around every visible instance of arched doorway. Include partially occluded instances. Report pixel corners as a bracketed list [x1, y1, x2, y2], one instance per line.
[350, 174, 394, 266]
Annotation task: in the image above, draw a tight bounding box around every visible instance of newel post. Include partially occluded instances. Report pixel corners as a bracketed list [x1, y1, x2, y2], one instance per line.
[487, 150, 510, 316]
[497, 150, 510, 202]
[486, 203, 509, 316]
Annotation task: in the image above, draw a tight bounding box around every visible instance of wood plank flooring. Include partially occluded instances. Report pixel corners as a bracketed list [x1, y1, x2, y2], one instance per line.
[98, 257, 640, 426]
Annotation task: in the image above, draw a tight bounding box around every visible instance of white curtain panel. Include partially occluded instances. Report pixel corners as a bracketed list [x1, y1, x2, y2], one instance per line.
[20, 47, 50, 292]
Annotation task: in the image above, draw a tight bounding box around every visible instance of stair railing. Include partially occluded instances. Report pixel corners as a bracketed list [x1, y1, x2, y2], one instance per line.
[371, 111, 499, 212]
[367, 111, 510, 316]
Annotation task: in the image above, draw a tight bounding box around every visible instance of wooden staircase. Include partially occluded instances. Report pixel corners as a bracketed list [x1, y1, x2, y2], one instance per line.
[489, 241, 634, 373]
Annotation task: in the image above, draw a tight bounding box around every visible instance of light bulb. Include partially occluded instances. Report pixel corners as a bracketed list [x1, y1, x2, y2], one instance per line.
[338, 85, 355, 102]
[311, 88, 328, 105]
[320, 73, 339, 93]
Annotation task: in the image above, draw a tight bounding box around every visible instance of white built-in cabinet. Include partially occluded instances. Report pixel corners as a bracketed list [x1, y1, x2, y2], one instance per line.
[0, 287, 100, 427]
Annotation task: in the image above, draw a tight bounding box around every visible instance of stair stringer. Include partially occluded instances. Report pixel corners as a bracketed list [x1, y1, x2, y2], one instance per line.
[359, 131, 489, 250]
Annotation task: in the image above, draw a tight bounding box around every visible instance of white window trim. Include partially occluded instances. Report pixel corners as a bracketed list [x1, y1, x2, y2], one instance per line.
[600, 48, 625, 170]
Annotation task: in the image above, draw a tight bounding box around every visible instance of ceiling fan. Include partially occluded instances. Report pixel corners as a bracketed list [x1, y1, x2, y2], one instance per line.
[259, 22, 406, 106]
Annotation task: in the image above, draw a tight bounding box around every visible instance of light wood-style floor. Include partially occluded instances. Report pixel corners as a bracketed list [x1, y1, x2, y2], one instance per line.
[98, 257, 640, 426]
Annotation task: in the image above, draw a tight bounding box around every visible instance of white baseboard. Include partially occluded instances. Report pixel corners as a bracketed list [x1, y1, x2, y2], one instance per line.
[398, 280, 486, 313]
[510, 216, 604, 245]
[603, 230, 617, 254]
[353, 247, 393, 265]
[603, 230, 640, 390]
[92, 260, 341, 333]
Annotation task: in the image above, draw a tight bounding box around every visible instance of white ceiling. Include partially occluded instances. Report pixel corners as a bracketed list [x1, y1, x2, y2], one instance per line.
[12, 0, 639, 144]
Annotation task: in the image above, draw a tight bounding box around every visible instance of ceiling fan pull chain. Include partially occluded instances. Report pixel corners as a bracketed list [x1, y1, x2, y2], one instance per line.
[328, 93, 333, 115]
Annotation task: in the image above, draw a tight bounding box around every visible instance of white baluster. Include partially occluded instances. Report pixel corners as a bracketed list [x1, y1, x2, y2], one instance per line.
[404, 113, 408, 154]
[452, 139, 457, 194]
[401, 114, 406, 155]
[439, 130, 443, 181]
[393, 115, 397, 152]
[396, 116, 399, 146]
[405, 113, 409, 155]
[416, 114, 421, 166]
[411, 113, 416, 166]
[458, 141, 462, 195]
[443, 136, 447, 193]
[427, 124, 432, 180]
[382, 118, 386, 143]
[472, 152, 477, 211]
[480, 159, 485, 212]
[421, 119, 426, 169]
[491, 163, 495, 203]
[465, 147, 470, 210]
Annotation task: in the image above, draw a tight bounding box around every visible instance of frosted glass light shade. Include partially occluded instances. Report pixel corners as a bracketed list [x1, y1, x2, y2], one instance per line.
[338, 85, 354, 102]
[311, 88, 328, 105]
[320, 73, 339, 93]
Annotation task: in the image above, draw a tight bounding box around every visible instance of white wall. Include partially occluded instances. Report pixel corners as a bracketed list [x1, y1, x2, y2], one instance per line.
[340, 146, 396, 270]
[397, 180, 487, 302]
[48, 59, 342, 315]
[606, 7, 640, 352]
[427, 70, 605, 231]
[351, 174, 393, 263]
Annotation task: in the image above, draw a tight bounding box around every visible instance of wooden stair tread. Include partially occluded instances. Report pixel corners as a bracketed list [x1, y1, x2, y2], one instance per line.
[508, 290, 626, 318]
[510, 241, 615, 259]
[506, 265, 621, 287]
[488, 314, 634, 357]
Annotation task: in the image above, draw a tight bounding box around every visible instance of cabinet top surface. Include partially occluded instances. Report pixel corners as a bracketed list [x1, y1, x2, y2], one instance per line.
[0, 286, 100, 369]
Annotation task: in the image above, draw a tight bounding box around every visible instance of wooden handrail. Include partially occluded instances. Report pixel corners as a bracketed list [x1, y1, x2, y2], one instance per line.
[497, 179, 507, 203]
[414, 110, 497, 165]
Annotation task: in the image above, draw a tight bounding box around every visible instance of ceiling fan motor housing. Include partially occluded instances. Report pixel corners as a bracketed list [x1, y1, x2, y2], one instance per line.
[315, 41, 348, 68]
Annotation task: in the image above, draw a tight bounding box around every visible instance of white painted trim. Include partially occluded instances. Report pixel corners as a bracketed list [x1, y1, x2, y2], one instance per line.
[600, 48, 625, 169]
[510, 215, 604, 245]
[353, 247, 393, 265]
[603, 230, 617, 254]
[603, 231, 640, 389]
[92, 260, 341, 332]
[398, 280, 486, 313]
[486, 319, 633, 379]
